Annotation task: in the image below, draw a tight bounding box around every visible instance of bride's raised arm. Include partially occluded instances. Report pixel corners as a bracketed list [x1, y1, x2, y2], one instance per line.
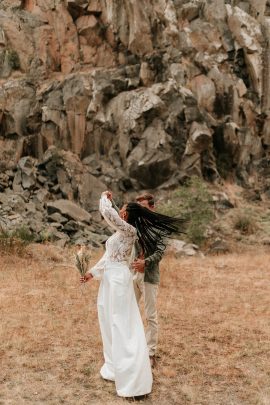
[99, 192, 136, 236]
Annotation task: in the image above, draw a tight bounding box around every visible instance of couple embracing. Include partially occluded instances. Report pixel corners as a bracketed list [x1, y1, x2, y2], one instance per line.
[81, 191, 184, 398]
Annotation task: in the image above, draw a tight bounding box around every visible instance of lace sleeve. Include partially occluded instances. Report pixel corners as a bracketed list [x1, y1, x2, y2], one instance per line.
[87, 255, 106, 280]
[99, 193, 136, 236]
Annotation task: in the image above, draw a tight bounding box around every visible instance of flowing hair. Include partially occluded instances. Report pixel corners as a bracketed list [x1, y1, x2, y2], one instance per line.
[125, 202, 186, 257]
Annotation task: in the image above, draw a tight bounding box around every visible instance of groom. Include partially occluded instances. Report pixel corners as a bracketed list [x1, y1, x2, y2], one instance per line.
[132, 193, 164, 368]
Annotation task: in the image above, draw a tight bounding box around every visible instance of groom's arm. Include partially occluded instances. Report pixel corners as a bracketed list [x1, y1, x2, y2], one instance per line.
[144, 240, 165, 266]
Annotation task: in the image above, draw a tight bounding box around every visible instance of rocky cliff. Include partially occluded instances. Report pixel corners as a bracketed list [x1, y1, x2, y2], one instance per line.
[0, 0, 270, 245]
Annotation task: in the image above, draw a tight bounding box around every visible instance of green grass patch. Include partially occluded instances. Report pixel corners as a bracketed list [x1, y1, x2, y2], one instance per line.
[158, 176, 214, 245]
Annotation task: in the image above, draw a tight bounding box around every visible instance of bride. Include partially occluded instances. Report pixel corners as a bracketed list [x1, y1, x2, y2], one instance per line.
[81, 191, 184, 398]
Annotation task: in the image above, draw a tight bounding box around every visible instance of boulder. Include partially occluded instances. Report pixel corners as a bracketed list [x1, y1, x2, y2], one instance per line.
[127, 119, 176, 188]
[78, 173, 107, 212]
[207, 238, 230, 254]
[179, 2, 201, 22]
[181, 122, 213, 176]
[125, 2, 153, 56]
[63, 220, 80, 232]
[0, 173, 9, 191]
[47, 199, 92, 223]
[227, 5, 263, 95]
[189, 75, 216, 112]
[0, 80, 36, 140]
[166, 239, 202, 257]
[186, 122, 212, 154]
[34, 189, 51, 204]
[87, 1, 102, 14]
[16, 156, 37, 190]
[48, 212, 68, 224]
[212, 192, 235, 209]
[188, 20, 223, 55]
[227, 5, 263, 51]
[76, 15, 102, 47]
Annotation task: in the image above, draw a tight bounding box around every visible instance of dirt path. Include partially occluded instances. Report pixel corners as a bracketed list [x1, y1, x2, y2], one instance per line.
[0, 247, 269, 404]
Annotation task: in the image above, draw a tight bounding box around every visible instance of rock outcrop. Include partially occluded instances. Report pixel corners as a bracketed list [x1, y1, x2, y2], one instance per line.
[1, 0, 270, 243]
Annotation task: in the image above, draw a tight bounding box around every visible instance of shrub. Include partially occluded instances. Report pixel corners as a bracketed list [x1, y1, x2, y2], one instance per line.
[7, 49, 20, 70]
[38, 229, 54, 243]
[0, 230, 26, 255]
[233, 212, 257, 235]
[13, 226, 35, 243]
[0, 225, 35, 255]
[158, 176, 214, 245]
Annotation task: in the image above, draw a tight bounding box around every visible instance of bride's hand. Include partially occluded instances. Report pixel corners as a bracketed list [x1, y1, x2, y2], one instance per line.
[80, 273, 93, 283]
[104, 190, 113, 200]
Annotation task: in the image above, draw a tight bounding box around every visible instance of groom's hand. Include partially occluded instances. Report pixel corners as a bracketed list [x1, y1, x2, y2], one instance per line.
[132, 259, 145, 273]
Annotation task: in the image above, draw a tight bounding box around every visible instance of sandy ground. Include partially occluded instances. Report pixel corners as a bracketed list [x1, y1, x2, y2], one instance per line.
[0, 245, 270, 405]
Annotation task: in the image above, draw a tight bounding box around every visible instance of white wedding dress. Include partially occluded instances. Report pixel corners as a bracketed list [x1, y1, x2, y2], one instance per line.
[88, 193, 152, 397]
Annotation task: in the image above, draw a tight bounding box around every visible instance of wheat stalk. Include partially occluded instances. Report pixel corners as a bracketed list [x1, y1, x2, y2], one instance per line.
[75, 246, 91, 277]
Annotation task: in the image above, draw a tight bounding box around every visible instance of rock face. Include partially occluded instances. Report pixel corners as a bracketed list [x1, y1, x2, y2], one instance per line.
[0, 147, 108, 246]
[1, 0, 270, 242]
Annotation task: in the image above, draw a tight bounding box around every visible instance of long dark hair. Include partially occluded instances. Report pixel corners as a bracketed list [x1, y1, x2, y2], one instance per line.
[126, 202, 186, 257]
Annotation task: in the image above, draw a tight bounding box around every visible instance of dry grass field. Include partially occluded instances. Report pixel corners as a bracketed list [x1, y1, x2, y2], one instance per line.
[1, 244, 270, 405]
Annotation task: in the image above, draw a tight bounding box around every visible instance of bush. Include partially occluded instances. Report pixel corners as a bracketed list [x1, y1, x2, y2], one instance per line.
[0, 225, 35, 255]
[13, 226, 35, 243]
[233, 212, 257, 235]
[7, 49, 20, 70]
[38, 229, 54, 243]
[158, 176, 214, 245]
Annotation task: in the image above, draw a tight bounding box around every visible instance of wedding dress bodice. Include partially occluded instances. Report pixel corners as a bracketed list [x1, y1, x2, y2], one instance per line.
[89, 193, 137, 278]
[100, 194, 136, 262]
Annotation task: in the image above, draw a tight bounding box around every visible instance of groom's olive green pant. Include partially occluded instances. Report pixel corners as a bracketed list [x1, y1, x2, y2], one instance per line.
[133, 273, 159, 356]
